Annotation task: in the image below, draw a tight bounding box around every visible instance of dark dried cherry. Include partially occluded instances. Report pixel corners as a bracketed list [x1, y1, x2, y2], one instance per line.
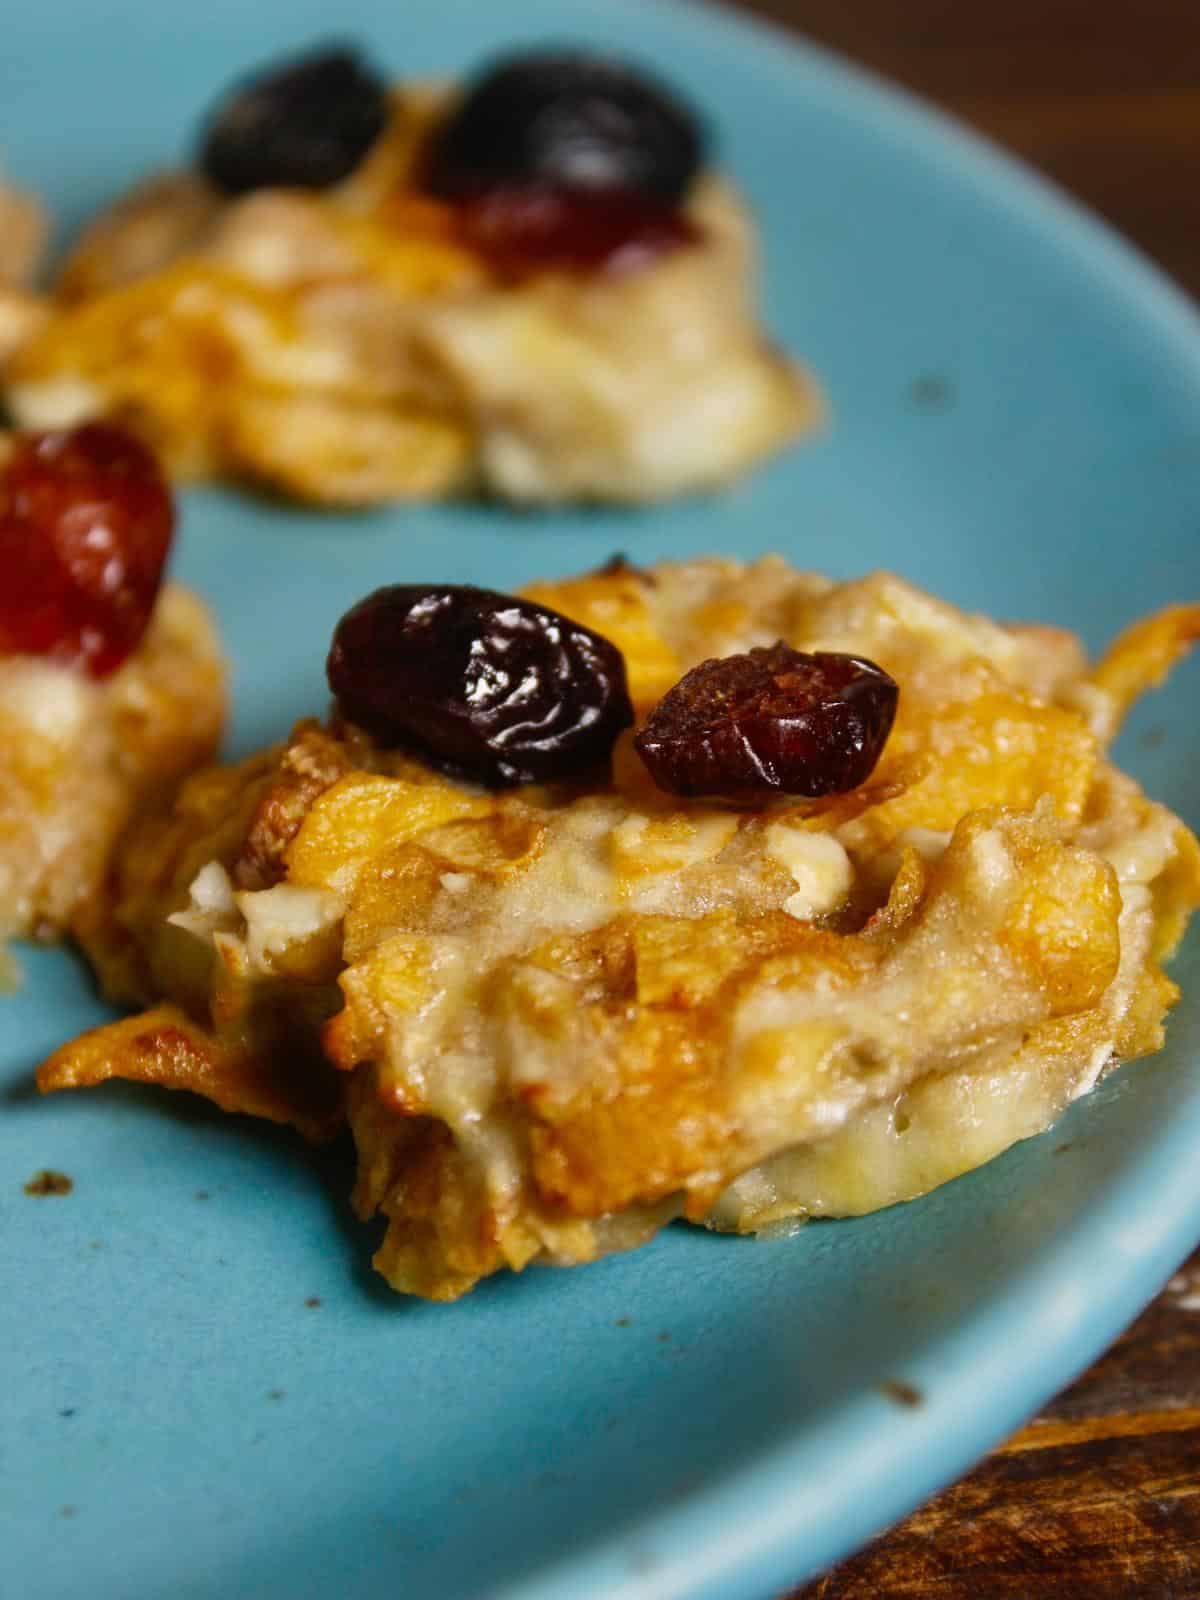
[454, 183, 697, 277]
[635, 643, 898, 801]
[200, 45, 389, 194]
[0, 423, 174, 678]
[423, 51, 705, 205]
[327, 584, 633, 788]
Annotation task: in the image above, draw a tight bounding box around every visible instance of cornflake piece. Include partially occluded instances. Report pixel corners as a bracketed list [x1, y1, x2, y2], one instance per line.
[37, 556, 1200, 1299]
[6, 58, 816, 505]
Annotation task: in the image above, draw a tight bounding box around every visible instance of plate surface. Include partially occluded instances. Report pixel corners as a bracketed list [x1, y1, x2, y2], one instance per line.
[4, 3, 1200, 1598]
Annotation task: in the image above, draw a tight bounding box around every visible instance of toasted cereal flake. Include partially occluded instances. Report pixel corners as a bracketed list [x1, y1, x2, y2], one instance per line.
[36, 555, 1200, 1299]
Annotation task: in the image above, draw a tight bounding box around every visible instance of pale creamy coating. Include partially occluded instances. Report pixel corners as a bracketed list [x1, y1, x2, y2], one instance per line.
[37, 556, 1200, 1298]
[713, 844, 1160, 1229]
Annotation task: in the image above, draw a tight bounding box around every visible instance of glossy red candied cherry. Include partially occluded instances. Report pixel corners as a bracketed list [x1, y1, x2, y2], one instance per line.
[0, 422, 174, 678]
[634, 643, 899, 802]
[327, 584, 634, 788]
[454, 183, 698, 278]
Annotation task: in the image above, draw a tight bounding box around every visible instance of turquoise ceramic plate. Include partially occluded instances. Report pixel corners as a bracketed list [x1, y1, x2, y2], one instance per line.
[4, 3, 1200, 1597]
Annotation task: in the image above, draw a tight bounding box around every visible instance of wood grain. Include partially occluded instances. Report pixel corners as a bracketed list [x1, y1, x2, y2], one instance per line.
[713, 2, 1200, 1592]
[795, 1257, 1200, 1597]
[731, 0, 1200, 299]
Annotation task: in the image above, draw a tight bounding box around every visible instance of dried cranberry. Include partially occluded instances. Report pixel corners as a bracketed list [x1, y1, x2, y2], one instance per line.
[424, 51, 705, 205]
[0, 423, 174, 678]
[635, 644, 898, 801]
[200, 45, 389, 194]
[455, 183, 697, 277]
[327, 584, 634, 788]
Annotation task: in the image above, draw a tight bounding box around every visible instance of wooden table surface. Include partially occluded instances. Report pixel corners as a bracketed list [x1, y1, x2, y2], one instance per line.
[719, 2, 1200, 1595]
